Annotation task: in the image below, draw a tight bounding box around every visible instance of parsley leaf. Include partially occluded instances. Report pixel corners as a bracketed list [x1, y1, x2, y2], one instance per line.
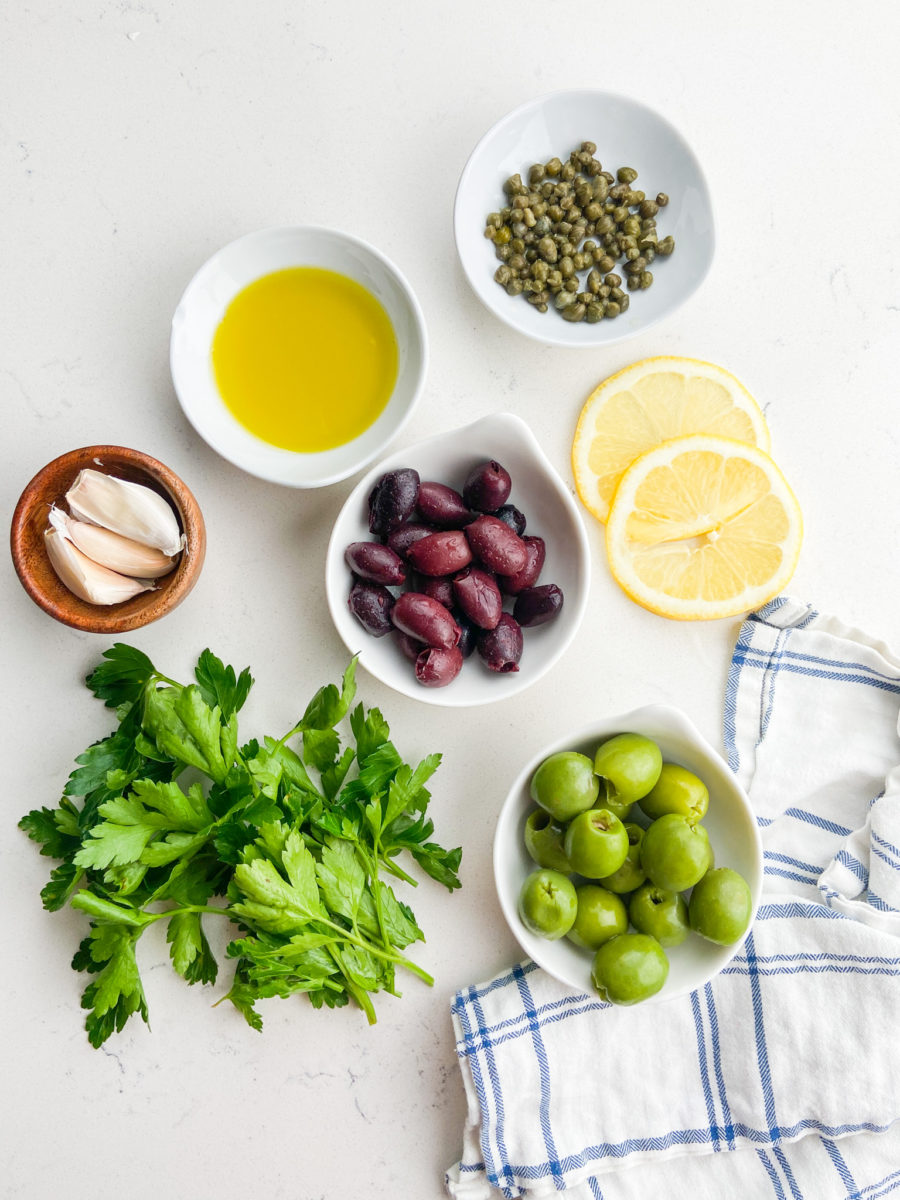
[194, 649, 253, 719]
[85, 644, 157, 709]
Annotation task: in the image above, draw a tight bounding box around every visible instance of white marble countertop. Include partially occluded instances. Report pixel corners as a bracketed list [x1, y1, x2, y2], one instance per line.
[3, 3, 899, 1197]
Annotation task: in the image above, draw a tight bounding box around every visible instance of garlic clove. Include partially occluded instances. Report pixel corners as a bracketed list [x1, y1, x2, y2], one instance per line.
[65, 468, 185, 557]
[49, 506, 177, 577]
[44, 527, 156, 606]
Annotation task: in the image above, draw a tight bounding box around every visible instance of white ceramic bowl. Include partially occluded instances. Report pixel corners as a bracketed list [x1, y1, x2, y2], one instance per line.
[494, 705, 763, 1002]
[170, 226, 428, 487]
[454, 90, 715, 348]
[325, 412, 590, 707]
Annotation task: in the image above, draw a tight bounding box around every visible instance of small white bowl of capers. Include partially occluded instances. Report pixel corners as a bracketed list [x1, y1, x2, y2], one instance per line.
[454, 90, 715, 347]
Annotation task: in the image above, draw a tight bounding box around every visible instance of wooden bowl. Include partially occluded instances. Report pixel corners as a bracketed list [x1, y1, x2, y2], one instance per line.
[10, 445, 206, 633]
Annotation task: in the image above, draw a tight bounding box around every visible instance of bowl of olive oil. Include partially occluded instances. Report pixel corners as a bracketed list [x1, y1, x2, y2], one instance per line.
[170, 226, 428, 487]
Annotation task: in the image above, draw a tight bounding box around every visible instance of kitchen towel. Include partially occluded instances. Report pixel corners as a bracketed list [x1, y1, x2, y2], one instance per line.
[446, 598, 900, 1200]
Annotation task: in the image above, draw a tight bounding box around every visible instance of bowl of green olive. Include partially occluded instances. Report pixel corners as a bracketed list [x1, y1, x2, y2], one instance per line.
[493, 706, 762, 1004]
[454, 90, 715, 347]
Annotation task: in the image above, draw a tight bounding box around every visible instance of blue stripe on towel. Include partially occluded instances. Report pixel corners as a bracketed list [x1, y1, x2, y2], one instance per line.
[745, 930, 781, 1139]
[822, 1136, 858, 1193]
[690, 989, 721, 1150]
[512, 963, 564, 1188]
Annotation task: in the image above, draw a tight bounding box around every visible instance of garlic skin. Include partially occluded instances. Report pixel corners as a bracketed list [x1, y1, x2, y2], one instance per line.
[48, 507, 177, 577]
[66, 469, 185, 558]
[44, 528, 156, 606]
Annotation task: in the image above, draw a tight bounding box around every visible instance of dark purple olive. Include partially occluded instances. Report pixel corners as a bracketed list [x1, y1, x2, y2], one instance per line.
[393, 629, 424, 663]
[513, 584, 564, 627]
[406, 529, 473, 577]
[348, 580, 395, 637]
[500, 536, 546, 595]
[494, 504, 527, 536]
[452, 566, 502, 630]
[368, 468, 420, 536]
[416, 481, 474, 528]
[415, 646, 464, 688]
[462, 460, 512, 513]
[392, 592, 461, 649]
[386, 522, 435, 559]
[465, 515, 528, 576]
[477, 613, 523, 673]
[454, 611, 478, 659]
[345, 541, 406, 585]
[421, 575, 455, 608]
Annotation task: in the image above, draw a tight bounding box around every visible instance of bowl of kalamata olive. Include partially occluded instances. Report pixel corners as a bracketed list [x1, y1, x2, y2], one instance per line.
[325, 412, 591, 706]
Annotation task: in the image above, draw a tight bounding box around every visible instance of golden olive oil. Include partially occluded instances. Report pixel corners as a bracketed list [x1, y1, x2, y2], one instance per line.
[211, 267, 398, 453]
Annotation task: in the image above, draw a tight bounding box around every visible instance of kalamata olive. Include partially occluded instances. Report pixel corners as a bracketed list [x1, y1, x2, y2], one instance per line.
[465, 515, 528, 576]
[392, 592, 461, 649]
[454, 611, 478, 659]
[416, 481, 474, 527]
[477, 613, 523, 672]
[348, 579, 395, 637]
[500, 536, 546, 595]
[415, 646, 464, 688]
[513, 583, 564, 627]
[406, 529, 473, 576]
[421, 575, 455, 608]
[495, 504, 527, 536]
[345, 541, 406, 585]
[462, 460, 512, 513]
[368, 468, 420, 535]
[386, 523, 435, 559]
[393, 629, 423, 663]
[452, 566, 502, 629]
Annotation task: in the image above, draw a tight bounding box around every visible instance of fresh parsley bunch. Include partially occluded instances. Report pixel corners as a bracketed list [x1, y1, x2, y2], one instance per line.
[20, 645, 461, 1047]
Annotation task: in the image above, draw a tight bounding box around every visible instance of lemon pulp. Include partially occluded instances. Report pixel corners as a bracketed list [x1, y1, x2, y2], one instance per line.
[211, 267, 398, 453]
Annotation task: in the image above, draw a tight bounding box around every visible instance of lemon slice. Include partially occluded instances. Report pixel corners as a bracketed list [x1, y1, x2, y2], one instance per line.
[572, 357, 770, 524]
[605, 434, 802, 621]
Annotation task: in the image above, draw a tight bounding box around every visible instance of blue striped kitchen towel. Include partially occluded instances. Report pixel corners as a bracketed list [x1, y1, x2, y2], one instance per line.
[446, 598, 900, 1199]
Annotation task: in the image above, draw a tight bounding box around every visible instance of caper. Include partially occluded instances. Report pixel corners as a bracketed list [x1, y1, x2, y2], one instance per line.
[604, 273, 621, 287]
[619, 294, 630, 312]
[587, 159, 603, 177]
[504, 173, 526, 196]
[496, 245, 511, 262]
[622, 216, 642, 236]
[612, 206, 629, 224]
[526, 289, 550, 306]
[639, 200, 659, 219]
[545, 156, 562, 177]
[562, 302, 586, 322]
[617, 166, 638, 184]
[644, 247, 656, 264]
[657, 235, 675, 255]
[506, 279, 525, 296]
[560, 162, 576, 181]
[624, 246, 640, 262]
[508, 253, 526, 271]
[511, 221, 527, 238]
[554, 289, 576, 309]
[609, 286, 625, 302]
[587, 268, 603, 293]
[538, 237, 558, 263]
[546, 269, 563, 289]
[494, 226, 511, 245]
[581, 140, 597, 155]
[529, 163, 546, 184]
[510, 237, 525, 253]
[559, 255, 575, 276]
[609, 183, 629, 202]
[606, 300, 621, 317]
[625, 190, 643, 206]
[639, 271, 653, 288]
[593, 177, 609, 201]
[532, 260, 550, 283]
[597, 254, 616, 272]
[586, 302, 604, 322]
[494, 265, 512, 285]
[656, 192, 669, 206]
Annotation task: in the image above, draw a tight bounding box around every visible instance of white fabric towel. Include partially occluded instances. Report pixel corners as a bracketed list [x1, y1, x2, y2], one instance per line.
[446, 598, 900, 1200]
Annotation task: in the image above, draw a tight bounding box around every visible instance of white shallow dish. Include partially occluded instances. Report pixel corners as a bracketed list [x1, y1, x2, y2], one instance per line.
[170, 225, 427, 488]
[325, 412, 590, 707]
[494, 705, 763, 1002]
[454, 90, 715, 348]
